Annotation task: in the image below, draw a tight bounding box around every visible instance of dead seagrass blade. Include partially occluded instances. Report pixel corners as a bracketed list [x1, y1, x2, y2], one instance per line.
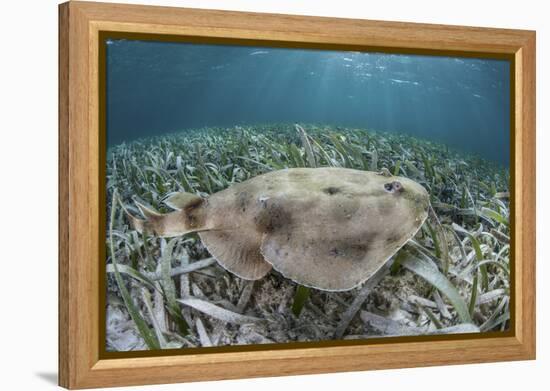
[127, 167, 429, 290]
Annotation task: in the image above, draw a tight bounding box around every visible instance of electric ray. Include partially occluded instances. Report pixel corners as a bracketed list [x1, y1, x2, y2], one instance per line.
[127, 167, 429, 291]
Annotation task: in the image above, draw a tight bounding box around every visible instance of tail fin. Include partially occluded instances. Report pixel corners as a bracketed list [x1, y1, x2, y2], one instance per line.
[123, 193, 205, 238]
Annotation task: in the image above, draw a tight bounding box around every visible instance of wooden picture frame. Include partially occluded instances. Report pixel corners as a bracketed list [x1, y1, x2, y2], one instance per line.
[58, 1, 536, 389]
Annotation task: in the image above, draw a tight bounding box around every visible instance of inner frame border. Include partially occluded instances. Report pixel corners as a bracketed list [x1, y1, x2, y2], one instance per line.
[96, 30, 516, 361]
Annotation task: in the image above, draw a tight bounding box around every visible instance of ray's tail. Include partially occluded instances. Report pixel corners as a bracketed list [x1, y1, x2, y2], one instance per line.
[122, 192, 206, 238]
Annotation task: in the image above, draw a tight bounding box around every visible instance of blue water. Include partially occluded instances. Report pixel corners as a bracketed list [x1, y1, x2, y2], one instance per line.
[106, 39, 511, 165]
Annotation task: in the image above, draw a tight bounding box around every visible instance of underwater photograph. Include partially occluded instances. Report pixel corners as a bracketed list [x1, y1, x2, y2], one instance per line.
[104, 38, 511, 352]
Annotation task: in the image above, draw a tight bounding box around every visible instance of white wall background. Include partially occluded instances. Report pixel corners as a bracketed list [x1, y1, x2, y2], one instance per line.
[0, 0, 546, 389]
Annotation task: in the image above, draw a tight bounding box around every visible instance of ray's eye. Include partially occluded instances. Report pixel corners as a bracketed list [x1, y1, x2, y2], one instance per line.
[384, 181, 403, 194]
[393, 181, 402, 191]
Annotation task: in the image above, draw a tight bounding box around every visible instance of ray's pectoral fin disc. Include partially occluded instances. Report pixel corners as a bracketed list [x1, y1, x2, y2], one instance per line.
[260, 227, 381, 292]
[258, 173, 429, 291]
[260, 224, 406, 292]
[198, 230, 272, 280]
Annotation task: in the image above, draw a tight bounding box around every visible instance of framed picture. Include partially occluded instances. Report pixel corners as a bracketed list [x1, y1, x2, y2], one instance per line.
[58, 1, 536, 389]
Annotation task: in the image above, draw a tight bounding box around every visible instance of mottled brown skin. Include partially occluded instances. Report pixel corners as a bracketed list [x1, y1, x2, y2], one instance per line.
[130, 168, 429, 291]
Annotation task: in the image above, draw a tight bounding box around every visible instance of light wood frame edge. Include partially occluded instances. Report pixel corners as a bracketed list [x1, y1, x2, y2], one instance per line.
[58, 1, 536, 389]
